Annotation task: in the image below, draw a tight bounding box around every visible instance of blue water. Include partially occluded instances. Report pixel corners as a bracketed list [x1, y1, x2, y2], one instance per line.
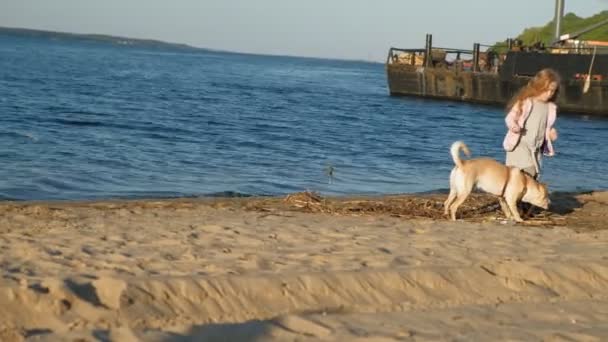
[1, 33, 607, 201]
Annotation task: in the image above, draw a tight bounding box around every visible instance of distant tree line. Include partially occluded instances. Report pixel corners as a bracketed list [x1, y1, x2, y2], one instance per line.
[490, 10, 608, 51]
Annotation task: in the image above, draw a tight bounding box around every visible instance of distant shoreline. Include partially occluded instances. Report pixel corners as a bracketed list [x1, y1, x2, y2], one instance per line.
[0, 26, 205, 52]
[0, 26, 381, 64]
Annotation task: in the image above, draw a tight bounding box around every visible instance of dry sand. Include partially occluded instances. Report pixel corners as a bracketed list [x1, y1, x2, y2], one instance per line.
[0, 191, 607, 341]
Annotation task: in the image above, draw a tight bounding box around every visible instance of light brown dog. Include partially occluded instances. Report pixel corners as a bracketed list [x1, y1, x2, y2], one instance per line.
[444, 141, 550, 222]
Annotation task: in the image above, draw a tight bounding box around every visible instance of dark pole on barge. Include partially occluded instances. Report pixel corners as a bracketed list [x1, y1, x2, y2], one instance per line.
[473, 43, 480, 72]
[424, 34, 432, 68]
[553, 0, 565, 41]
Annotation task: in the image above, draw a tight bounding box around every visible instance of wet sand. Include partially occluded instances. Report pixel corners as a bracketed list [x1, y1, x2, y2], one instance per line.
[1, 191, 607, 341]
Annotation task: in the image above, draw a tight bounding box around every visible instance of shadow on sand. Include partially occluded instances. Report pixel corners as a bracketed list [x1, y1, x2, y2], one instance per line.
[549, 191, 591, 216]
[151, 320, 278, 342]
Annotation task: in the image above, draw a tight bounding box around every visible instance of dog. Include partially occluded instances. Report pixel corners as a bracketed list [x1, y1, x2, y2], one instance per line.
[444, 141, 550, 222]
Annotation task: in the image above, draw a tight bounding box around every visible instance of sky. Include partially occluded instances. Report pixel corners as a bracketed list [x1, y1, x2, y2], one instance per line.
[1, 0, 606, 62]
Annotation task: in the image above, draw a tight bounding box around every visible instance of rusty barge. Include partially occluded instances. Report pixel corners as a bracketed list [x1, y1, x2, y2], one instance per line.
[386, 1, 608, 116]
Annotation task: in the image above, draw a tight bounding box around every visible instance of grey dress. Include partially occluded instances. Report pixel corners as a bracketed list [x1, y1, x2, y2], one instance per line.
[505, 100, 548, 178]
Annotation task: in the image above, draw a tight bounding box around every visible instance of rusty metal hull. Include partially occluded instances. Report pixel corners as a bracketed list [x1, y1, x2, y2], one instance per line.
[386, 64, 608, 116]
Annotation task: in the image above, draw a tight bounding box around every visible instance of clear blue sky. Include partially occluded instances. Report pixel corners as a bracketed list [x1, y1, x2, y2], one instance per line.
[1, 0, 606, 61]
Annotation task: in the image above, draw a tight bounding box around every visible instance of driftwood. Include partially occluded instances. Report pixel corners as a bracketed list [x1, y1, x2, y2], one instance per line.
[241, 191, 566, 226]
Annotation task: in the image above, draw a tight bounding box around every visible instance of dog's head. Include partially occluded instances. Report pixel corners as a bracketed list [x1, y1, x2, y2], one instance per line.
[523, 180, 550, 209]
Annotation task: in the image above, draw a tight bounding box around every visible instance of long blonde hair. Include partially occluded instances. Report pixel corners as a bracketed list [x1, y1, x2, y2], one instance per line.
[506, 68, 561, 116]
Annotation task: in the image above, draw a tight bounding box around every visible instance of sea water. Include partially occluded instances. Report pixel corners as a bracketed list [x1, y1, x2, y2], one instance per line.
[1, 32, 606, 200]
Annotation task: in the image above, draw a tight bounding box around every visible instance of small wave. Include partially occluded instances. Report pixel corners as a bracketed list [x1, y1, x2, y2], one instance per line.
[414, 188, 450, 195]
[0, 131, 39, 141]
[204, 191, 256, 198]
[48, 117, 155, 132]
[23, 132, 38, 141]
[0, 194, 21, 201]
[54, 118, 103, 127]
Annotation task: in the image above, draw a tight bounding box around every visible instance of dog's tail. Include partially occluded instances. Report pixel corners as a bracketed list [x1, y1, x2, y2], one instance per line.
[450, 141, 471, 168]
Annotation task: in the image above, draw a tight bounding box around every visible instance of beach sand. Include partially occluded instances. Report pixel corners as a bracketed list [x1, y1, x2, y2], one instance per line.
[1, 191, 607, 341]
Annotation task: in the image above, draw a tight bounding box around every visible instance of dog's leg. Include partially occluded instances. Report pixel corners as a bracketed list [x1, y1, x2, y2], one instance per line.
[448, 171, 473, 221]
[444, 169, 457, 216]
[444, 189, 457, 216]
[523, 204, 535, 219]
[498, 197, 513, 219]
[505, 197, 523, 222]
[449, 189, 471, 221]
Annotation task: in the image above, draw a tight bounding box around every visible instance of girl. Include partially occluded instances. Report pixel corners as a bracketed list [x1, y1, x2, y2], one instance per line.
[503, 68, 560, 179]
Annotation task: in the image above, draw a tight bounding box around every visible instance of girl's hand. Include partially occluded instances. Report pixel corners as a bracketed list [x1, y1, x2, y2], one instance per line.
[510, 124, 521, 133]
[549, 128, 558, 141]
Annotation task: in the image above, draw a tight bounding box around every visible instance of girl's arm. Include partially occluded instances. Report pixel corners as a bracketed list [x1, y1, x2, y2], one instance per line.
[543, 104, 558, 156]
[505, 102, 521, 133]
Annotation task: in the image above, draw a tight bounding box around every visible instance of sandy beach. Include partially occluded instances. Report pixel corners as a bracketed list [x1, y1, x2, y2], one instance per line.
[1, 191, 607, 341]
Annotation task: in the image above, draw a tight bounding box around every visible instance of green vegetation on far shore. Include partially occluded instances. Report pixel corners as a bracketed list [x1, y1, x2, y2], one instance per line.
[491, 10, 608, 50]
